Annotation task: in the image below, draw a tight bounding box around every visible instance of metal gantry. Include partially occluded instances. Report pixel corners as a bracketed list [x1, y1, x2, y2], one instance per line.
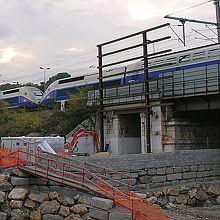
[97, 23, 172, 152]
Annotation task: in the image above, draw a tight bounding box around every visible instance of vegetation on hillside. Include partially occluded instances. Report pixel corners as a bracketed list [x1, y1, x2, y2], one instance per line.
[0, 89, 97, 138]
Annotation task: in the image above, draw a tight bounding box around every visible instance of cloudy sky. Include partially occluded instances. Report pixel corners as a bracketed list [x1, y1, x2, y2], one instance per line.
[0, 0, 217, 84]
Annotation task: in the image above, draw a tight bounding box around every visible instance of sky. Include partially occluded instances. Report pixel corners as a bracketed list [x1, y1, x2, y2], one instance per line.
[0, 0, 217, 85]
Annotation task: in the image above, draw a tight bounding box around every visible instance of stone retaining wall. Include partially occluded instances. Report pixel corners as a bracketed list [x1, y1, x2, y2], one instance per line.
[78, 149, 220, 190]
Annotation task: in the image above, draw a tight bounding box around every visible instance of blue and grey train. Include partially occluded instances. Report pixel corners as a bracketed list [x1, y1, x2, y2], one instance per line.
[41, 43, 220, 104]
[0, 86, 43, 108]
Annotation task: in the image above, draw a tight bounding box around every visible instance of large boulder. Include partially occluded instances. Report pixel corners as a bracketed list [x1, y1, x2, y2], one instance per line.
[58, 205, 70, 217]
[28, 192, 49, 203]
[0, 191, 6, 203]
[49, 191, 59, 200]
[70, 204, 88, 216]
[24, 199, 36, 209]
[8, 188, 29, 200]
[57, 196, 75, 206]
[10, 200, 23, 209]
[0, 181, 13, 192]
[176, 194, 188, 204]
[195, 189, 208, 201]
[38, 200, 60, 215]
[207, 185, 220, 196]
[30, 210, 41, 220]
[65, 214, 82, 220]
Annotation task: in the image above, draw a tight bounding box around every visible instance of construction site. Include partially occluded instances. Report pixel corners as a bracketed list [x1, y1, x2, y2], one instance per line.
[0, 1, 220, 220]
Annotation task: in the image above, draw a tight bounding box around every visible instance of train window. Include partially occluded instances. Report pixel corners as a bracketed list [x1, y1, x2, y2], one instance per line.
[208, 48, 220, 57]
[33, 91, 43, 96]
[193, 51, 205, 60]
[58, 76, 84, 84]
[5, 97, 19, 105]
[103, 79, 121, 88]
[153, 60, 164, 66]
[166, 57, 177, 65]
[2, 89, 19, 95]
[179, 54, 191, 63]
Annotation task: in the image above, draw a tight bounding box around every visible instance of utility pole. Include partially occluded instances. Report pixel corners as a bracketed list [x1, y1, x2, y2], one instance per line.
[214, 0, 220, 43]
[165, 0, 220, 45]
[40, 67, 50, 92]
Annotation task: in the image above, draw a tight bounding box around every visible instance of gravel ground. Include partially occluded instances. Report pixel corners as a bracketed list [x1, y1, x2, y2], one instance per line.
[166, 205, 220, 220]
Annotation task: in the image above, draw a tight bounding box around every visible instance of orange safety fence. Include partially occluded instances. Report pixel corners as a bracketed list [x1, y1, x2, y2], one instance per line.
[0, 149, 27, 169]
[96, 182, 170, 220]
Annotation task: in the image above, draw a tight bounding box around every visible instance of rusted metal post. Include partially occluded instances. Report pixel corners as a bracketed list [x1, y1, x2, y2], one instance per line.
[142, 31, 151, 153]
[98, 45, 105, 151]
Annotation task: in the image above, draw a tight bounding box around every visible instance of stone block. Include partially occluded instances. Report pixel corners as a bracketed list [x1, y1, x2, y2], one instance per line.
[42, 214, 63, 220]
[89, 208, 109, 220]
[167, 173, 182, 181]
[152, 176, 166, 183]
[156, 168, 166, 175]
[91, 197, 114, 210]
[11, 177, 29, 186]
[147, 168, 156, 176]
[189, 165, 198, 172]
[29, 177, 48, 186]
[182, 172, 196, 179]
[138, 170, 147, 176]
[138, 175, 153, 184]
[109, 207, 132, 220]
[0, 212, 7, 220]
[8, 188, 29, 200]
[12, 168, 30, 177]
[165, 167, 173, 174]
[173, 166, 182, 173]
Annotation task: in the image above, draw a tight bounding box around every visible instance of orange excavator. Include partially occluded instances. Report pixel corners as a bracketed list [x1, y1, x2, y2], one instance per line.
[58, 129, 100, 157]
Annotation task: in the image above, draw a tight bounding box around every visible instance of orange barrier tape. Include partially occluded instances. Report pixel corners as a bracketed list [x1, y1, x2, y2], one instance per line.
[0, 149, 26, 169]
[96, 182, 170, 220]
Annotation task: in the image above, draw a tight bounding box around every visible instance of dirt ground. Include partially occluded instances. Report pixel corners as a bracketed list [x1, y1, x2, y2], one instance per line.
[166, 205, 220, 220]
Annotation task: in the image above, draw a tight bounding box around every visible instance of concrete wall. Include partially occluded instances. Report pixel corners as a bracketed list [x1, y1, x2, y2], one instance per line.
[79, 149, 220, 189]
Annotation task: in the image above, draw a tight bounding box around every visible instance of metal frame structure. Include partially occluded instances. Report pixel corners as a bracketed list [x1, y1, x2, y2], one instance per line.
[97, 23, 171, 152]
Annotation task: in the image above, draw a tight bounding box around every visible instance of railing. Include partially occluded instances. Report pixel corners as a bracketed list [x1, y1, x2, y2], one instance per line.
[88, 62, 220, 106]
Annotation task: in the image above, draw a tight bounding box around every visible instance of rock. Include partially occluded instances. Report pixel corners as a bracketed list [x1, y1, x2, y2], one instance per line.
[73, 195, 80, 203]
[65, 214, 82, 220]
[0, 174, 10, 182]
[77, 195, 92, 205]
[38, 200, 60, 215]
[30, 210, 41, 220]
[179, 186, 190, 193]
[157, 197, 168, 206]
[59, 205, 70, 217]
[11, 177, 30, 186]
[29, 192, 49, 203]
[164, 202, 176, 209]
[89, 208, 109, 220]
[195, 189, 208, 201]
[42, 214, 64, 220]
[10, 200, 23, 209]
[70, 204, 88, 215]
[166, 187, 179, 196]
[24, 198, 36, 209]
[0, 191, 6, 203]
[153, 192, 163, 198]
[138, 175, 153, 184]
[109, 206, 132, 220]
[188, 188, 197, 199]
[10, 209, 28, 220]
[12, 168, 30, 177]
[176, 194, 188, 204]
[49, 191, 59, 200]
[29, 177, 48, 186]
[1, 203, 12, 215]
[168, 196, 176, 203]
[91, 197, 114, 210]
[216, 196, 220, 204]
[58, 196, 75, 206]
[146, 196, 157, 203]
[0, 181, 13, 192]
[207, 185, 220, 196]
[0, 211, 7, 220]
[8, 188, 29, 200]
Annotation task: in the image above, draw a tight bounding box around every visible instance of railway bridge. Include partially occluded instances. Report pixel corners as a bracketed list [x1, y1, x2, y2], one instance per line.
[88, 50, 220, 155]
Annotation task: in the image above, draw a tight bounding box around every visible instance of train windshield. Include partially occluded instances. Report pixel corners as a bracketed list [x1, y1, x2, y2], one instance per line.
[33, 90, 43, 101]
